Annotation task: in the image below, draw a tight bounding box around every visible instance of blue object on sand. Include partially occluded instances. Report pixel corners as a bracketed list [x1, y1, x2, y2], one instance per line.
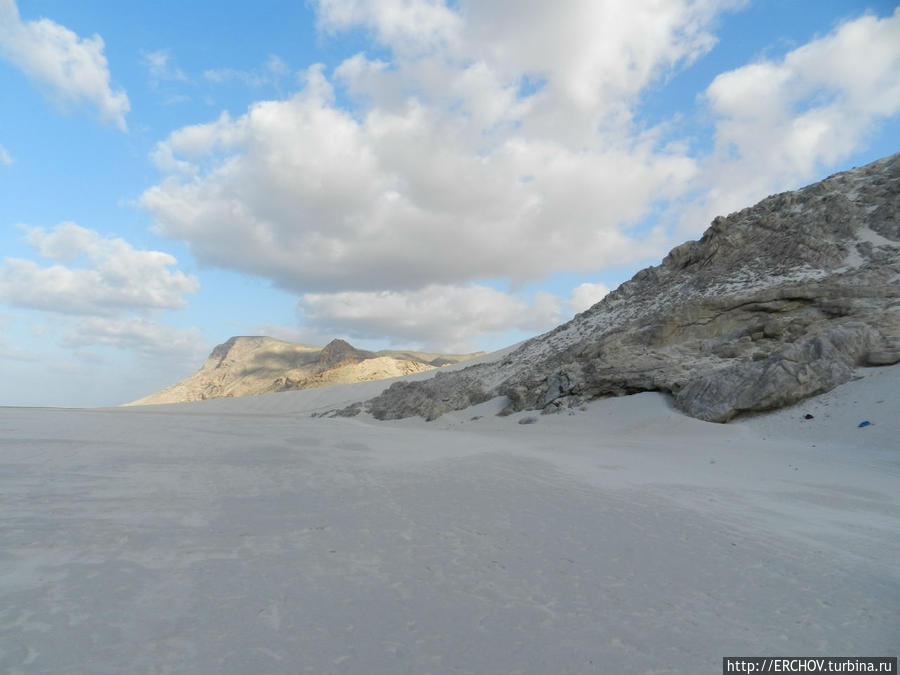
[857, 420, 871, 428]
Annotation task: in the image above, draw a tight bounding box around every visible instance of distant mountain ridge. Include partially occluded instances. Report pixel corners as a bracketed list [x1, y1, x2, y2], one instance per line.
[125, 336, 485, 406]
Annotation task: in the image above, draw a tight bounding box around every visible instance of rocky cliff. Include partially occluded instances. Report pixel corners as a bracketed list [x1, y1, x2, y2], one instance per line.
[126, 336, 484, 406]
[355, 153, 900, 422]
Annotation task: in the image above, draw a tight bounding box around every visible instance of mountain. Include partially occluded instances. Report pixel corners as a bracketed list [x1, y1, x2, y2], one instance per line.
[125, 336, 485, 406]
[351, 153, 900, 422]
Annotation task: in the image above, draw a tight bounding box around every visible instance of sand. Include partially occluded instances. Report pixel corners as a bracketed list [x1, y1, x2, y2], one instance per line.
[0, 363, 897, 673]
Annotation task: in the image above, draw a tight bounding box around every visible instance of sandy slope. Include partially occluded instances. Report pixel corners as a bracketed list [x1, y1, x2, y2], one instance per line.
[0, 364, 897, 673]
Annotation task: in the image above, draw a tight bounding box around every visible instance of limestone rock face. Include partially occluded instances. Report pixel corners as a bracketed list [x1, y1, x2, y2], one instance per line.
[361, 153, 900, 422]
[366, 369, 496, 422]
[125, 337, 484, 406]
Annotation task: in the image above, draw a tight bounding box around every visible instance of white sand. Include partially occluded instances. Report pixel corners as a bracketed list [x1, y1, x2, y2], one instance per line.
[1, 364, 897, 673]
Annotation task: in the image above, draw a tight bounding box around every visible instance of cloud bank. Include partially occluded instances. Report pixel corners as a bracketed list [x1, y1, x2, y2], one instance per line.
[0, 223, 206, 395]
[141, 2, 900, 350]
[0, 223, 198, 316]
[63, 317, 205, 360]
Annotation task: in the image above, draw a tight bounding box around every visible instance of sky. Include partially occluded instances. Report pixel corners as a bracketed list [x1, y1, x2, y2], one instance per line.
[1, 0, 899, 407]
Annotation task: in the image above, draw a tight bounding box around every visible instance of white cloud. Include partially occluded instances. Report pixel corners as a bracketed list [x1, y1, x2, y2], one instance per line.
[319, 0, 742, 135]
[300, 284, 563, 351]
[696, 9, 900, 226]
[23, 221, 103, 260]
[63, 316, 206, 360]
[316, 0, 462, 56]
[0, 223, 198, 315]
[299, 280, 614, 350]
[30, 316, 210, 406]
[463, 0, 735, 115]
[0, 143, 11, 165]
[143, 61, 694, 293]
[140, 2, 900, 350]
[298, 283, 609, 351]
[316, 0, 735, 101]
[0, 0, 129, 130]
[140, 1, 740, 349]
[146, 0, 750, 291]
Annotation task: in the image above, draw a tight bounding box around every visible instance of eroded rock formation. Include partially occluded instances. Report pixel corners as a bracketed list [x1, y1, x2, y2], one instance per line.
[358, 153, 900, 422]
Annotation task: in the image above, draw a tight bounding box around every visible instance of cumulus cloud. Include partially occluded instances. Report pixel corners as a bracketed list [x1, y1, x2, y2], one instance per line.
[0, 223, 198, 315]
[143, 0, 740, 288]
[142, 60, 693, 293]
[139, 1, 741, 348]
[317, 0, 734, 103]
[140, 1, 899, 349]
[0, 144, 11, 165]
[320, 0, 743, 143]
[695, 8, 900, 226]
[0, 0, 129, 129]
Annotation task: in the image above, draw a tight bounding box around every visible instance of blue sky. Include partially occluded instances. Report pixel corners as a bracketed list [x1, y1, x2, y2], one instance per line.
[1, 0, 898, 407]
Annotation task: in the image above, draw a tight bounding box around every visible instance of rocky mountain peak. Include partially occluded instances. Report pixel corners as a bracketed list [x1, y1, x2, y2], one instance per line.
[317, 339, 370, 369]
